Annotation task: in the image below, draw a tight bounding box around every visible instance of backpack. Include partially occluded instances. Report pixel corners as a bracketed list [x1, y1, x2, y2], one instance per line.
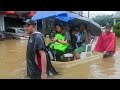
[36, 32, 58, 76]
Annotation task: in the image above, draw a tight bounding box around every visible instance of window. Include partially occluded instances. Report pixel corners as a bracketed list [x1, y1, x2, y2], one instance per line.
[5, 28, 16, 33]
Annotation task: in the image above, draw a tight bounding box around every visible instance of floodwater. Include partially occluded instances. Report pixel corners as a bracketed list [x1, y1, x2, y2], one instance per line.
[0, 40, 27, 79]
[0, 39, 120, 79]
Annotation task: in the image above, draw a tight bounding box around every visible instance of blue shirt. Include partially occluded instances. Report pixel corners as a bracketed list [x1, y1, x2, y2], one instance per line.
[75, 31, 85, 43]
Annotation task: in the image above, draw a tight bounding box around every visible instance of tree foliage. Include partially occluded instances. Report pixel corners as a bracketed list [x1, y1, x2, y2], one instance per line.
[91, 15, 114, 27]
[113, 22, 120, 37]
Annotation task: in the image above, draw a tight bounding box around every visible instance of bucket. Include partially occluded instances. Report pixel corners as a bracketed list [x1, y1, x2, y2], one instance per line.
[63, 53, 74, 61]
[80, 52, 86, 59]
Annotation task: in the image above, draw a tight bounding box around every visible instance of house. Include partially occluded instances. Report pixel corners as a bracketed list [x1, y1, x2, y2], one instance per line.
[0, 11, 35, 31]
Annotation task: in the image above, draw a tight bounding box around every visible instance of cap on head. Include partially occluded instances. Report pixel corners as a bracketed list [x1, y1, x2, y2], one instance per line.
[23, 19, 36, 26]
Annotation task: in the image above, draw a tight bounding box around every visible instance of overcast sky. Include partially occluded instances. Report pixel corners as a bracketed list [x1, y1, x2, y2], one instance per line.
[83, 11, 116, 18]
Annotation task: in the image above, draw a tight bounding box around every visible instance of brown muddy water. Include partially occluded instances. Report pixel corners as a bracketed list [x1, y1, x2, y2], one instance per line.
[0, 39, 120, 79]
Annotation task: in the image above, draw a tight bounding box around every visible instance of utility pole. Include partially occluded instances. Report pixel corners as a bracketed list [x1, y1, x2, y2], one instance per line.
[88, 11, 90, 19]
[80, 11, 83, 16]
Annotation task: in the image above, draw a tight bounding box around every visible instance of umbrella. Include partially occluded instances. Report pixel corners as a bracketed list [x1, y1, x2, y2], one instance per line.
[55, 12, 102, 36]
[32, 11, 67, 20]
[69, 17, 102, 36]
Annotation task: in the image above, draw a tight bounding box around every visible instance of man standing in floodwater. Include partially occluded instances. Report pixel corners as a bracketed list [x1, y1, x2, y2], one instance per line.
[23, 19, 47, 79]
[94, 25, 116, 57]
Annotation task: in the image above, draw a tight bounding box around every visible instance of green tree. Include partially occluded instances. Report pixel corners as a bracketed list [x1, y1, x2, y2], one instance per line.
[91, 15, 114, 27]
[113, 22, 120, 37]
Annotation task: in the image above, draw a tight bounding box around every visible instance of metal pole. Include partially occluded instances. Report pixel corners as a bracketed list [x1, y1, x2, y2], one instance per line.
[80, 11, 83, 16]
[36, 20, 37, 31]
[88, 11, 89, 19]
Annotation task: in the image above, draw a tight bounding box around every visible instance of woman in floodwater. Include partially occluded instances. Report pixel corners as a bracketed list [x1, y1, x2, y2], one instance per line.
[94, 25, 116, 57]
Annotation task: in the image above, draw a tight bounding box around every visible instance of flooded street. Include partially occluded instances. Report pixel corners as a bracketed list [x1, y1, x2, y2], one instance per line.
[53, 52, 120, 79]
[0, 40, 27, 79]
[0, 39, 120, 79]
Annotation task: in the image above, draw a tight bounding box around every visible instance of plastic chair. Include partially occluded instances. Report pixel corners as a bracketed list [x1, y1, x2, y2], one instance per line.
[80, 37, 97, 59]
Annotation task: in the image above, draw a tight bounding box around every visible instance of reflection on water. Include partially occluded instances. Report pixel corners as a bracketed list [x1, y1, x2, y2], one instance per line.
[0, 40, 120, 79]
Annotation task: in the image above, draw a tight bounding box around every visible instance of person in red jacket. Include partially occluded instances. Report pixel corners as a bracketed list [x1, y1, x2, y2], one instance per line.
[94, 25, 116, 57]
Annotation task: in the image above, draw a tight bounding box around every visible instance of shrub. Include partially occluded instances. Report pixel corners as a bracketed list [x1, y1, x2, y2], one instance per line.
[113, 22, 120, 37]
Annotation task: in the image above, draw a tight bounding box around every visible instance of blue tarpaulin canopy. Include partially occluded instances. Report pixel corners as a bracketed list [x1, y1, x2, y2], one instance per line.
[32, 11, 67, 20]
[55, 12, 80, 22]
[31, 11, 102, 36]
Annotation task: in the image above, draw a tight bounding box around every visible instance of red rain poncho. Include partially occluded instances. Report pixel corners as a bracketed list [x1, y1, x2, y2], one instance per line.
[94, 32, 116, 55]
